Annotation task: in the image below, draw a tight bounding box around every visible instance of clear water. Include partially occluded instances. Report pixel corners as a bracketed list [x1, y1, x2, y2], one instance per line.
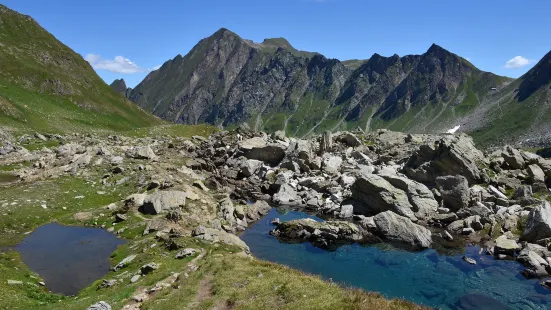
[17, 223, 125, 295]
[240, 208, 551, 310]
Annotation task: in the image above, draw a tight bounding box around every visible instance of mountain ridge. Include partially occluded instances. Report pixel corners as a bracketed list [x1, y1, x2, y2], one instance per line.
[0, 4, 161, 134]
[121, 27, 548, 147]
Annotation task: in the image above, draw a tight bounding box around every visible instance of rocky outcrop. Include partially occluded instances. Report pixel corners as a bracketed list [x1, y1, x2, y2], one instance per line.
[520, 201, 551, 242]
[139, 191, 187, 215]
[405, 135, 486, 185]
[351, 174, 417, 221]
[239, 137, 286, 165]
[372, 211, 432, 250]
[192, 226, 250, 251]
[436, 175, 470, 211]
[379, 173, 438, 219]
[125, 145, 158, 161]
[270, 218, 364, 249]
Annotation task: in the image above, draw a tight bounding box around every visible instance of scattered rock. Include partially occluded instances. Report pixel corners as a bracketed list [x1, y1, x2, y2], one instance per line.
[112, 255, 136, 271]
[87, 301, 112, 310]
[140, 263, 159, 275]
[175, 248, 197, 259]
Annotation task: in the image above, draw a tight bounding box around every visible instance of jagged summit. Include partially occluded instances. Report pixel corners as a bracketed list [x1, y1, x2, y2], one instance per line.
[110, 78, 127, 93]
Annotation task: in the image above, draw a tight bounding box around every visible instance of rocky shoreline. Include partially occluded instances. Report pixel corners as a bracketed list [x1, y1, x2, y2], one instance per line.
[2, 126, 551, 301]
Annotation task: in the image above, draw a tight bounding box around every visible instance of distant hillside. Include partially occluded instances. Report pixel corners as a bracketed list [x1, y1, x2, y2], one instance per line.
[0, 5, 161, 134]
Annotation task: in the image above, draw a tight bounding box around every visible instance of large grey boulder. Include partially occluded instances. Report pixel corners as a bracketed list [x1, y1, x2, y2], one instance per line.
[380, 173, 438, 219]
[238, 158, 263, 177]
[404, 134, 485, 185]
[273, 184, 301, 206]
[436, 175, 470, 212]
[502, 146, 525, 169]
[140, 191, 187, 215]
[494, 235, 520, 255]
[520, 201, 551, 242]
[192, 226, 249, 251]
[239, 137, 285, 165]
[321, 153, 342, 175]
[87, 301, 112, 310]
[126, 145, 158, 161]
[527, 164, 546, 183]
[372, 211, 432, 250]
[245, 200, 272, 221]
[344, 132, 361, 147]
[518, 250, 550, 278]
[351, 174, 417, 221]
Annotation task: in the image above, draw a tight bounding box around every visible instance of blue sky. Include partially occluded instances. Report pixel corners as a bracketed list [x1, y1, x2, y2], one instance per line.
[2, 0, 550, 87]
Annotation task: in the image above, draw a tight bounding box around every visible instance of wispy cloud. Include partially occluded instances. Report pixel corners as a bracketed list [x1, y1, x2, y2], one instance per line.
[504, 56, 532, 69]
[85, 54, 158, 74]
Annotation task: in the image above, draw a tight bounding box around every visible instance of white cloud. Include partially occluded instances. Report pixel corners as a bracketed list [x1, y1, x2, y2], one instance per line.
[151, 64, 162, 71]
[504, 56, 532, 69]
[465, 57, 471, 61]
[84, 54, 155, 74]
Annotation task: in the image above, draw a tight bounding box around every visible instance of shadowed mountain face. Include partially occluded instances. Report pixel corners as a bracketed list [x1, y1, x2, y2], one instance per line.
[110, 79, 133, 98]
[126, 27, 550, 146]
[0, 5, 161, 133]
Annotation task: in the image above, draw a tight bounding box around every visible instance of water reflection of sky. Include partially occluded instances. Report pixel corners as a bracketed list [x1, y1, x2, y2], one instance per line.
[241, 208, 551, 310]
[17, 223, 125, 295]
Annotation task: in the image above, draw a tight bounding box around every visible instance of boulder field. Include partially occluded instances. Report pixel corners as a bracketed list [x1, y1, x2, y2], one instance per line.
[3, 127, 551, 299]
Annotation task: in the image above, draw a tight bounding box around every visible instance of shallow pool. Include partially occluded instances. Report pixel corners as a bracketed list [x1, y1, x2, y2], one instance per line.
[240, 208, 551, 309]
[17, 223, 125, 295]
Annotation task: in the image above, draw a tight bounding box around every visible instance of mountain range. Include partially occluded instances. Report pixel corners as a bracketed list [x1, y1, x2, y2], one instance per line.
[0, 2, 549, 147]
[118, 28, 551, 146]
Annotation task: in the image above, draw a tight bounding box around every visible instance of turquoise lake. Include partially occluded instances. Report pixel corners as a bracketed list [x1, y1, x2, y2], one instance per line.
[240, 208, 551, 310]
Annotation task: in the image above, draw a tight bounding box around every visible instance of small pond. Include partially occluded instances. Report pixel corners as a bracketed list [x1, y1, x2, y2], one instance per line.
[17, 223, 125, 295]
[240, 208, 551, 310]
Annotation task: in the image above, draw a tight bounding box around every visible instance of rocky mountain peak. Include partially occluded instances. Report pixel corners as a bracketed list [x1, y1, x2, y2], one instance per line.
[110, 78, 127, 93]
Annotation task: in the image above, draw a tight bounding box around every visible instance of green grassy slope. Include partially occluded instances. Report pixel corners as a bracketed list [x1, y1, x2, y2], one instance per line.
[0, 5, 162, 134]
